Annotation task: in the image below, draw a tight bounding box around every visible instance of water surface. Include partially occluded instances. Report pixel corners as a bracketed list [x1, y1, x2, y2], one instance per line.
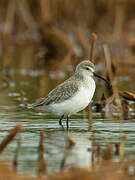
[0, 68, 135, 175]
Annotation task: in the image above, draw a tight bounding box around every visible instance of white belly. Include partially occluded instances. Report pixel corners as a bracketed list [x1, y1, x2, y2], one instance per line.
[44, 79, 96, 115]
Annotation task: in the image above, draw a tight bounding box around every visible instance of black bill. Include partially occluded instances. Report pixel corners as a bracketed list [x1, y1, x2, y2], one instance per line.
[93, 72, 110, 87]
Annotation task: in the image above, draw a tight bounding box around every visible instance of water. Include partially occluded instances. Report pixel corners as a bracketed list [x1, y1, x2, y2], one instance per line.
[0, 68, 135, 175]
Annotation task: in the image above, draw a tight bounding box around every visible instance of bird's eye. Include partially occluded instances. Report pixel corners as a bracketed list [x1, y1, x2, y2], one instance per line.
[86, 67, 89, 70]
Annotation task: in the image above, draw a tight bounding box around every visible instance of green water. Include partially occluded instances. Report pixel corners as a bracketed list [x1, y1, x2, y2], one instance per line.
[0, 68, 135, 175]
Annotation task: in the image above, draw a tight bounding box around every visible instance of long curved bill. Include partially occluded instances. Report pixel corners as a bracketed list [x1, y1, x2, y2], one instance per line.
[93, 72, 110, 87]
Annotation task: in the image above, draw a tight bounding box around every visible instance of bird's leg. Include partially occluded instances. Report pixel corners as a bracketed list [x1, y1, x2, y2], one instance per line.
[59, 115, 64, 126]
[66, 116, 69, 129]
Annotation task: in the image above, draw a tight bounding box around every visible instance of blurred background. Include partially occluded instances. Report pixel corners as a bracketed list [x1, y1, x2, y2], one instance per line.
[0, 0, 135, 100]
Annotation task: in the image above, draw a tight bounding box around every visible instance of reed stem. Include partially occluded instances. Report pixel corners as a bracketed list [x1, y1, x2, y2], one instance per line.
[88, 33, 97, 131]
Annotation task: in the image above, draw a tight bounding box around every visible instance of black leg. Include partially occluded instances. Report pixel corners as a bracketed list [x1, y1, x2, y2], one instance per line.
[66, 116, 69, 129]
[59, 115, 64, 126]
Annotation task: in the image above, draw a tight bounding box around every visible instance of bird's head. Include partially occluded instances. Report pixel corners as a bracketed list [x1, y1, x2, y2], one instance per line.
[76, 60, 110, 86]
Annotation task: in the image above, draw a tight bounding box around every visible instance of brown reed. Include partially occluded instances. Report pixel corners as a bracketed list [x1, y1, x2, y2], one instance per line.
[88, 33, 97, 132]
[13, 133, 22, 171]
[119, 90, 135, 101]
[60, 137, 75, 171]
[38, 131, 47, 177]
[20, 91, 25, 105]
[103, 138, 113, 161]
[121, 99, 130, 120]
[115, 135, 126, 161]
[103, 44, 123, 119]
[0, 123, 22, 154]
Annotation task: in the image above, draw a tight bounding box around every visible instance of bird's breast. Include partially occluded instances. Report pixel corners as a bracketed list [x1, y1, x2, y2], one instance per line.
[77, 80, 96, 107]
[43, 78, 96, 116]
[61, 79, 96, 115]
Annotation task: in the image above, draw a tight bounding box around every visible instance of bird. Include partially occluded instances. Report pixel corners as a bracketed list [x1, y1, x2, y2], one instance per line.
[30, 60, 109, 129]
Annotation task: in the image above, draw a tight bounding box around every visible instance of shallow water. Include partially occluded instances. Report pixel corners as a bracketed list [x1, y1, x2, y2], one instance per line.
[0, 68, 135, 175]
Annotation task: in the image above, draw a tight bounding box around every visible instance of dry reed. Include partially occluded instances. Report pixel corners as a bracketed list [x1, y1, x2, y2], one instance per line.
[60, 137, 75, 171]
[103, 44, 123, 119]
[88, 33, 97, 131]
[13, 134, 22, 171]
[0, 123, 22, 154]
[38, 131, 47, 177]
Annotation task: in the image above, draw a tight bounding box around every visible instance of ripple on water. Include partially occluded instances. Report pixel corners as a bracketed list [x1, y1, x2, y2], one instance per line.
[0, 103, 135, 174]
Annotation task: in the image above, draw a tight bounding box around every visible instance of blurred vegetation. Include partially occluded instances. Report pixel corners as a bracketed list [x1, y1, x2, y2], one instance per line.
[0, 0, 135, 98]
[0, 0, 135, 70]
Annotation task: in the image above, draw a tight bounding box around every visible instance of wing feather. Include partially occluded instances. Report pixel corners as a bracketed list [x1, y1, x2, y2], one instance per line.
[33, 81, 78, 107]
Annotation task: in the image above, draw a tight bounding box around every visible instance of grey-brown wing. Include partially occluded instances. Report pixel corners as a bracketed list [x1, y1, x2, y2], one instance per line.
[33, 81, 78, 107]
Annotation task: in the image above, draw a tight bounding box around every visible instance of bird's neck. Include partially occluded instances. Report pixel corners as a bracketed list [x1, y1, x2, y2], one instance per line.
[72, 71, 84, 81]
[71, 72, 95, 87]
